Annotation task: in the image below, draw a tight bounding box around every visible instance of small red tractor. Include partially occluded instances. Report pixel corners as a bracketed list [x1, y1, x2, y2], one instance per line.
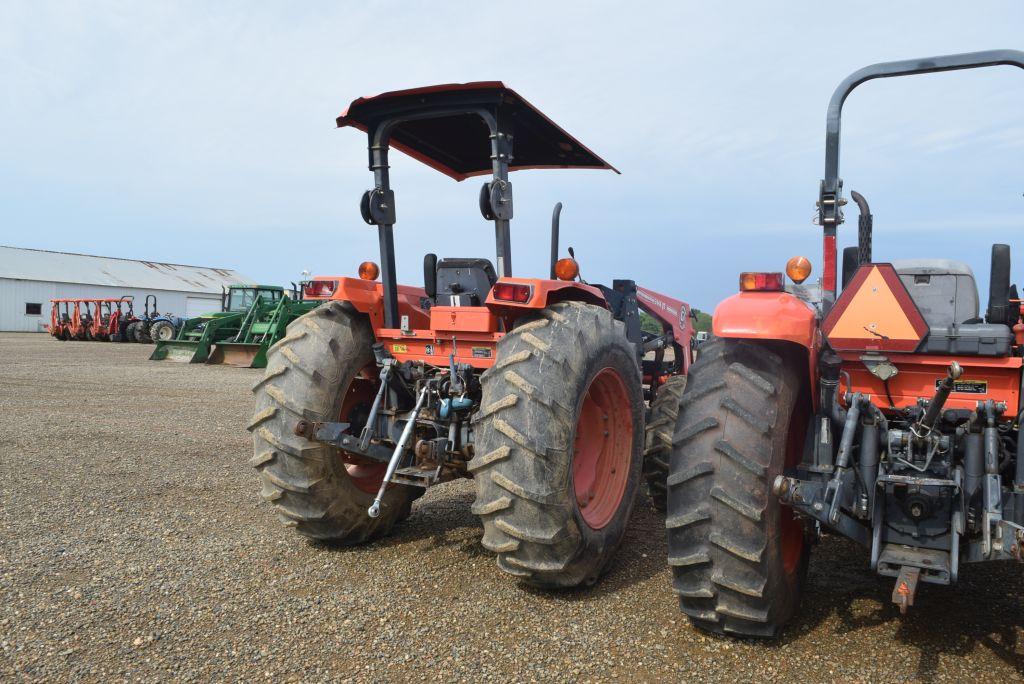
[47, 299, 74, 340]
[87, 298, 126, 341]
[48, 297, 138, 342]
[665, 50, 1024, 637]
[250, 83, 694, 587]
[65, 300, 89, 340]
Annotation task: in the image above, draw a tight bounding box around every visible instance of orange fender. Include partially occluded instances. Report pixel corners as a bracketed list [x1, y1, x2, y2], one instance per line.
[483, 277, 607, 312]
[713, 292, 821, 398]
[713, 292, 817, 349]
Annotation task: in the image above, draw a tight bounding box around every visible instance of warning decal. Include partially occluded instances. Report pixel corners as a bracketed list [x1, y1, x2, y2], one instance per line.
[823, 263, 928, 352]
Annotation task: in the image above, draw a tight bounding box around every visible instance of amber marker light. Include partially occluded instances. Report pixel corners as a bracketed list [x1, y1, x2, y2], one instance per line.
[554, 258, 580, 281]
[739, 272, 785, 292]
[786, 256, 812, 284]
[358, 261, 380, 280]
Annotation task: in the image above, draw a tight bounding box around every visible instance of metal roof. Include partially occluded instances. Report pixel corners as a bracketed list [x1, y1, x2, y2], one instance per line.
[0, 246, 255, 294]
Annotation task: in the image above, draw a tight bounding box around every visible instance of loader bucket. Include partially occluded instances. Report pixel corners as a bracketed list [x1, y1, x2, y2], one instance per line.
[149, 339, 208, 363]
[149, 312, 244, 363]
[206, 342, 264, 368]
[206, 297, 318, 369]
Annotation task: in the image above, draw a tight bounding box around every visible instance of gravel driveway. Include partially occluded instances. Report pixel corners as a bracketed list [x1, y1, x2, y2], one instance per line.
[3, 332, 1023, 681]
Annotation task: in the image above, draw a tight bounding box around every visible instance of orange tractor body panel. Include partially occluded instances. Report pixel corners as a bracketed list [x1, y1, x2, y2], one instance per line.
[712, 291, 818, 350]
[712, 291, 821, 397]
[309, 275, 693, 372]
[306, 275, 627, 370]
[838, 351, 1022, 416]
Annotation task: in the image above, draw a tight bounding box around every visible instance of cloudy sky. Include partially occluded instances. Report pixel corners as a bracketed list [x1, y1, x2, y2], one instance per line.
[2, 1, 1022, 311]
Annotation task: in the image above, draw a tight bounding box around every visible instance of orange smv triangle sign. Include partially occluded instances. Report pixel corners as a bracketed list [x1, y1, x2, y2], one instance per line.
[823, 263, 928, 352]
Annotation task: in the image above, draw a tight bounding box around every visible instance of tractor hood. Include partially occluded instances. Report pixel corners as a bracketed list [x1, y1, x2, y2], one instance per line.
[336, 82, 618, 181]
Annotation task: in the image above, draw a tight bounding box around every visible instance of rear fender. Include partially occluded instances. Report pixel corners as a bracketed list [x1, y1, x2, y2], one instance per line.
[314, 276, 429, 331]
[713, 291, 821, 398]
[484, 278, 607, 318]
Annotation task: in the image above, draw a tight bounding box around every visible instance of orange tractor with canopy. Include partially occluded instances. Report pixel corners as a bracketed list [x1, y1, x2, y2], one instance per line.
[47, 299, 74, 340]
[48, 297, 134, 341]
[664, 49, 1024, 637]
[250, 83, 694, 587]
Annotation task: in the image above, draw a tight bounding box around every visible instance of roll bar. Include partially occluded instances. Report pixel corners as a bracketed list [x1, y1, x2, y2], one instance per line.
[363, 106, 513, 328]
[818, 49, 1024, 301]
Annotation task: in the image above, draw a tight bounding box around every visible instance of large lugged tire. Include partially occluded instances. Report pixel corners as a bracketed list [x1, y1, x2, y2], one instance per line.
[667, 337, 810, 637]
[248, 301, 418, 543]
[643, 374, 688, 511]
[149, 320, 176, 342]
[472, 301, 645, 587]
[134, 322, 152, 343]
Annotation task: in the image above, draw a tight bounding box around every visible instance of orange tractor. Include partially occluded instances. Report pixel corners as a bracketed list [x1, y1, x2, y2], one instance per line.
[87, 298, 128, 341]
[47, 299, 74, 340]
[665, 50, 1024, 637]
[250, 83, 694, 587]
[49, 298, 132, 341]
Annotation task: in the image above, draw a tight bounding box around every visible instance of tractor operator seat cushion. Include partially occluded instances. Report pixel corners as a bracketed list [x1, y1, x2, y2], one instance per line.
[434, 258, 498, 307]
[893, 259, 979, 327]
[894, 259, 1012, 356]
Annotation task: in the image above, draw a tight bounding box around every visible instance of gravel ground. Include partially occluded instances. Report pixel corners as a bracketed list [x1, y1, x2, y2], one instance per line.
[3, 331, 1023, 682]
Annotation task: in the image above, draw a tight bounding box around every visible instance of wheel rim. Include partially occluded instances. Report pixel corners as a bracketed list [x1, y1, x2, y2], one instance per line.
[338, 364, 386, 495]
[572, 367, 633, 530]
[780, 400, 809, 576]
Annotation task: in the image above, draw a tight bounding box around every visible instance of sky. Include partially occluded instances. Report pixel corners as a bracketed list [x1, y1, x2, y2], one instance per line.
[2, 1, 1023, 312]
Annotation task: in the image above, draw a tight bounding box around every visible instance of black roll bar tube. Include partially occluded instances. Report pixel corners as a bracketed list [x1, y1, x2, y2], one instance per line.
[818, 49, 1024, 303]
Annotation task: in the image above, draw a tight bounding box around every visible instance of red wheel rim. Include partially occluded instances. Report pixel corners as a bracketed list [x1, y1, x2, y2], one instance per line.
[338, 365, 387, 494]
[780, 400, 809, 576]
[572, 368, 633, 530]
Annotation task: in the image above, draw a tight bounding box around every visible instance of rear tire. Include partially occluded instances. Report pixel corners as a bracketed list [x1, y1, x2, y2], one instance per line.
[667, 337, 810, 637]
[134, 323, 152, 343]
[473, 301, 644, 587]
[249, 301, 418, 543]
[644, 374, 688, 511]
[125, 321, 140, 343]
[149, 320, 175, 342]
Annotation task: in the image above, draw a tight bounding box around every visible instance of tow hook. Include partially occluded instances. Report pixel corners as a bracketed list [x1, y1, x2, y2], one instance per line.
[892, 566, 921, 615]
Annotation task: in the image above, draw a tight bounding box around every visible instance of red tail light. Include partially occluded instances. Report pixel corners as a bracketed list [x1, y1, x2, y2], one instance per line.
[303, 279, 338, 298]
[492, 283, 532, 303]
[739, 272, 785, 292]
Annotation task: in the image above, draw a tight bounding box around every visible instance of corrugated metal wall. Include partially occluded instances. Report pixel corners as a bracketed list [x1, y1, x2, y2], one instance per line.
[0, 278, 221, 332]
[0, 279, 57, 332]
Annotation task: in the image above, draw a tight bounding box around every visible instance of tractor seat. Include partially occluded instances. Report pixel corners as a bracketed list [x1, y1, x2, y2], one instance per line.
[425, 256, 498, 307]
[894, 255, 1014, 357]
[893, 259, 979, 327]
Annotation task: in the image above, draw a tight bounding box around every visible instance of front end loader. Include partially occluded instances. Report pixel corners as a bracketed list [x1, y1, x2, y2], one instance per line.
[664, 49, 1024, 637]
[249, 82, 695, 588]
[150, 285, 284, 363]
[207, 293, 319, 368]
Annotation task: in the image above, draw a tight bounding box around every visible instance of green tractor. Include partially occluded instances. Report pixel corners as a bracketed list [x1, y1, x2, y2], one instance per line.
[206, 291, 319, 368]
[149, 285, 285, 363]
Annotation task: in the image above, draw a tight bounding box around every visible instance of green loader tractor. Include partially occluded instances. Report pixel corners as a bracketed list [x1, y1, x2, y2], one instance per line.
[207, 294, 319, 368]
[149, 285, 285, 363]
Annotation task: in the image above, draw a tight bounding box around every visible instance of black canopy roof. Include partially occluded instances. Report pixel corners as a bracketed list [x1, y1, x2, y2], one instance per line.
[337, 82, 618, 181]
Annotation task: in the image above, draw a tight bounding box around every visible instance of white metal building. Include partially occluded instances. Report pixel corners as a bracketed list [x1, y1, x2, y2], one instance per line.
[0, 246, 256, 332]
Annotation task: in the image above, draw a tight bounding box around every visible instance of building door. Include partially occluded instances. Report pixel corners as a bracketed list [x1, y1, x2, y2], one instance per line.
[185, 297, 219, 318]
